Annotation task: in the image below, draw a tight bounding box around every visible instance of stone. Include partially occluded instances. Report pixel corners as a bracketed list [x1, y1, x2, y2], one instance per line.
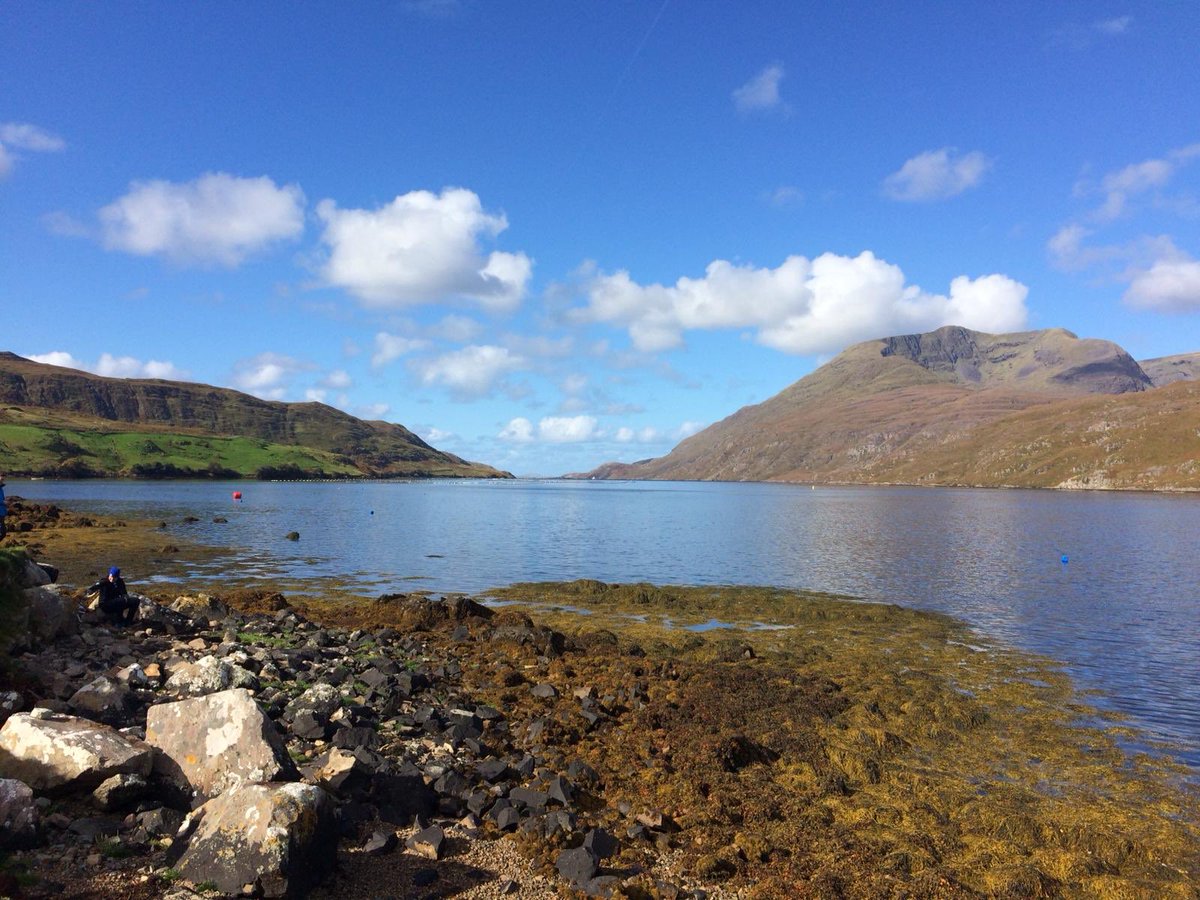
[531, 683, 558, 699]
[92, 772, 149, 812]
[170, 782, 336, 898]
[584, 827, 620, 860]
[136, 806, 184, 838]
[169, 593, 231, 622]
[405, 824, 444, 860]
[22, 585, 80, 647]
[556, 845, 598, 886]
[0, 710, 154, 793]
[362, 829, 398, 855]
[0, 778, 38, 849]
[284, 682, 342, 722]
[0, 692, 23, 728]
[68, 675, 136, 726]
[145, 688, 298, 803]
[165, 655, 258, 697]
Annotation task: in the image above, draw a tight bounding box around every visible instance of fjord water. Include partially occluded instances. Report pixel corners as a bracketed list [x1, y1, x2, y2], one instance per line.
[16, 478, 1200, 767]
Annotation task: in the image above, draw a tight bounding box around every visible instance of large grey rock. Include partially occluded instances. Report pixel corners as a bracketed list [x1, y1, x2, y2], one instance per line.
[68, 675, 136, 726]
[20, 559, 51, 588]
[284, 682, 341, 722]
[169, 593, 231, 622]
[23, 585, 80, 646]
[145, 688, 298, 803]
[0, 709, 154, 793]
[165, 655, 258, 697]
[0, 778, 38, 849]
[170, 782, 336, 897]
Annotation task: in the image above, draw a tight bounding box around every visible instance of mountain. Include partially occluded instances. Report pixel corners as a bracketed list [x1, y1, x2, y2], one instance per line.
[576, 326, 1200, 491]
[0, 352, 509, 479]
[1139, 352, 1200, 388]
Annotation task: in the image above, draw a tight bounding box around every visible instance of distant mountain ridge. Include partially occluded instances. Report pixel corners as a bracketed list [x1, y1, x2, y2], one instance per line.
[0, 351, 509, 479]
[576, 326, 1200, 491]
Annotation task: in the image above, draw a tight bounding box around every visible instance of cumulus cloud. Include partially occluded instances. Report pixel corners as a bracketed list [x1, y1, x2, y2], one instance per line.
[574, 252, 1028, 355]
[24, 350, 187, 380]
[371, 332, 428, 369]
[415, 344, 526, 396]
[98, 172, 305, 265]
[733, 64, 785, 113]
[0, 122, 65, 178]
[316, 187, 532, 310]
[499, 415, 599, 443]
[499, 417, 534, 443]
[883, 148, 991, 202]
[429, 314, 484, 342]
[1124, 256, 1200, 312]
[231, 352, 310, 400]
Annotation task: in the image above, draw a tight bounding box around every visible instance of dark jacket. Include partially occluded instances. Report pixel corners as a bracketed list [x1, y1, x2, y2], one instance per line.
[95, 576, 129, 609]
[0, 483, 7, 518]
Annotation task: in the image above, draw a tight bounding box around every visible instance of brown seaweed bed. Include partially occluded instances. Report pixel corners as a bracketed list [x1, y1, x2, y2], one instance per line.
[5, 497, 1199, 897]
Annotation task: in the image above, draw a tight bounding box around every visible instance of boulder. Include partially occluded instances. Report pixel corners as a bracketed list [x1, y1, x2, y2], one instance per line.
[170, 782, 336, 897]
[20, 559, 51, 588]
[169, 593, 231, 622]
[0, 709, 154, 793]
[22, 585, 79, 647]
[145, 688, 298, 803]
[68, 675, 136, 726]
[284, 682, 341, 723]
[0, 778, 38, 849]
[165, 655, 259, 697]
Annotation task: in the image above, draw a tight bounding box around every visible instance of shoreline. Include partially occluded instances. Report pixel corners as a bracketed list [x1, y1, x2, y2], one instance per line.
[1, 498, 1198, 897]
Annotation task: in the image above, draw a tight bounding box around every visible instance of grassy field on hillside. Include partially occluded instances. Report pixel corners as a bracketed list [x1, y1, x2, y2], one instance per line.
[0, 422, 362, 478]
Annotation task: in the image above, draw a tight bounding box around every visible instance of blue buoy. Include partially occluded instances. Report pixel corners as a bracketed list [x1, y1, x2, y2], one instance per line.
[1060, 554, 1069, 565]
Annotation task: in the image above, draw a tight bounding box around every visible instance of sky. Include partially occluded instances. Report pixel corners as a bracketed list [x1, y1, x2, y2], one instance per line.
[2, 2, 1199, 477]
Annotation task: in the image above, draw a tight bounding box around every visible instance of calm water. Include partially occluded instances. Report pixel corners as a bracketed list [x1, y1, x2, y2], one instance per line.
[12, 478, 1200, 768]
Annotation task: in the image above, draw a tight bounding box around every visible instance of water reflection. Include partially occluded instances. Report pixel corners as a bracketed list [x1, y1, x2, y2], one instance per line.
[13, 478, 1199, 766]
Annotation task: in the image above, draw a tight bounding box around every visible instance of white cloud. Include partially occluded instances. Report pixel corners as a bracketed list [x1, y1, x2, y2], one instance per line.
[883, 148, 991, 202]
[1086, 146, 1200, 222]
[615, 425, 661, 443]
[231, 352, 309, 400]
[423, 427, 454, 443]
[499, 417, 534, 443]
[575, 252, 1028, 355]
[25, 351, 84, 370]
[1094, 15, 1131, 35]
[371, 332, 428, 369]
[0, 123, 65, 152]
[358, 403, 390, 419]
[675, 421, 705, 440]
[0, 122, 65, 178]
[1124, 257, 1200, 312]
[429, 314, 484, 342]
[320, 369, 353, 389]
[98, 172, 305, 266]
[304, 389, 327, 403]
[539, 416, 598, 442]
[316, 187, 532, 310]
[765, 185, 803, 207]
[24, 351, 187, 380]
[733, 64, 785, 113]
[415, 344, 526, 396]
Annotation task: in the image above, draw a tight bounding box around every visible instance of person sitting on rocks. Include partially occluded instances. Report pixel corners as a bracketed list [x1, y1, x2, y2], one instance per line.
[92, 566, 138, 627]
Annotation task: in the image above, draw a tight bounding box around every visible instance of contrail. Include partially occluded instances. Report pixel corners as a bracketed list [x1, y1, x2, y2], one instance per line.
[570, 0, 672, 172]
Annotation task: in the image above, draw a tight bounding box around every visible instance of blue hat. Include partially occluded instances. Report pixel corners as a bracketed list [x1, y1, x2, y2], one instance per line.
[109, 566, 120, 576]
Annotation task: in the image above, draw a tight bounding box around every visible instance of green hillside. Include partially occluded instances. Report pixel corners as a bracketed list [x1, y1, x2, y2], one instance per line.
[0, 352, 509, 479]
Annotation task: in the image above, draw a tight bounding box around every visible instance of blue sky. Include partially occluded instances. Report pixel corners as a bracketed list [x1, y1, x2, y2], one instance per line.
[2, 2, 1198, 476]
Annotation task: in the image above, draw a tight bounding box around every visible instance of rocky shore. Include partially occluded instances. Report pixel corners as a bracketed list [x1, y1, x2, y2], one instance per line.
[1, 497, 1198, 898]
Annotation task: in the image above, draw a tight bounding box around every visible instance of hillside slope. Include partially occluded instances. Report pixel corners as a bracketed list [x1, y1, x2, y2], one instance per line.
[0, 352, 509, 479]
[579, 326, 1200, 491]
